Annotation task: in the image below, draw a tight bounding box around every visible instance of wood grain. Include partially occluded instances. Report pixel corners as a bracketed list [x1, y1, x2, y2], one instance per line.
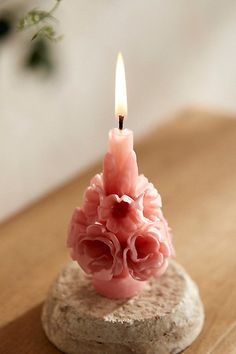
[0, 108, 236, 354]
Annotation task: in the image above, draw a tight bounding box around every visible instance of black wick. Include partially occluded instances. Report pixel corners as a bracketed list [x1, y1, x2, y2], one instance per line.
[119, 115, 124, 130]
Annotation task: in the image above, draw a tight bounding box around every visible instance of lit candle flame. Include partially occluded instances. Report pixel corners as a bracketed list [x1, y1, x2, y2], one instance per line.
[115, 52, 127, 119]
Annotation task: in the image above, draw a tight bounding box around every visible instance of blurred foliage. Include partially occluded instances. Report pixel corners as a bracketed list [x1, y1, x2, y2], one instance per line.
[0, 14, 13, 41]
[0, 1, 62, 76]
[25, 38, 54, 73]
[18, 0, 62, 42]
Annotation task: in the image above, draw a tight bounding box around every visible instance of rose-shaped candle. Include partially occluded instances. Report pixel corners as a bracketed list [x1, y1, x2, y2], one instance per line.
[67, 53, 175, 299]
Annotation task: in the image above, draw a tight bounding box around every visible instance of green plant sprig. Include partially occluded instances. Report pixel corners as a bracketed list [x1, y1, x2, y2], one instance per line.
[18, 0, 62, 42]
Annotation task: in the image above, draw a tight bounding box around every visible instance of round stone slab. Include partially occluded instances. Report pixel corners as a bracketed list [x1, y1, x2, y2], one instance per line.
[42, 261, 204, 354]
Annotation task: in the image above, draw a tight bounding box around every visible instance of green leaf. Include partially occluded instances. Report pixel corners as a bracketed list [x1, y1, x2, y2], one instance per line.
[18, 0, 63, 42]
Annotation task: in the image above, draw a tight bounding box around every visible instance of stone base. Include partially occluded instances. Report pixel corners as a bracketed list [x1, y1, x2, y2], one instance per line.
[42, 261, 204, 354]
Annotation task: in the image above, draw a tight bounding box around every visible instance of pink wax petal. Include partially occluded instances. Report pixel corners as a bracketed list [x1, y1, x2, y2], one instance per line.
[143, 184, 162, 222]
[71, 224, 123, 281]
[67, 208, 88, 248]
[124, 225, 171, 281]
[83, 187, 100, 220]
[153, 258, 169, 278]
[98, 194, 144, 240]
[90, 173, 104, 191]
[135, 174, 149, 196]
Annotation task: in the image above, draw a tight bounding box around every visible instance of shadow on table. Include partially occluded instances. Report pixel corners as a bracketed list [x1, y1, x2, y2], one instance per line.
[0, 303, 61, 354]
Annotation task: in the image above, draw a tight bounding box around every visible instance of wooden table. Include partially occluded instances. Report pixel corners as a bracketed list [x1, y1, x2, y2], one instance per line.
[1, 109, 236, 354]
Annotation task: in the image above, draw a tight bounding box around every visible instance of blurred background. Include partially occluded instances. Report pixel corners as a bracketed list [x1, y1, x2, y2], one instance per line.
[1, 0, 236, 222]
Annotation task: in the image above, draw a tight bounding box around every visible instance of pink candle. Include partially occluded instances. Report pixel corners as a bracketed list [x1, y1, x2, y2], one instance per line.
[103, 128, 138, 197]
[108, 128, 134, 172]
[67, 53, 175, 299]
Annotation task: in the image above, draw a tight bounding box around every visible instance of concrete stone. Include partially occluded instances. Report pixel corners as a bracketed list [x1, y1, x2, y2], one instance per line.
[42, 261, 204, 354]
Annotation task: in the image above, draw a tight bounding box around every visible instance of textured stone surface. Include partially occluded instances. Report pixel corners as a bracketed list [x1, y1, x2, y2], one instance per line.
[42, 261, 204, 354]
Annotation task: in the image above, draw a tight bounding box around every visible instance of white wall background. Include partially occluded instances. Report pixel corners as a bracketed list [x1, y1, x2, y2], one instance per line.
[1, 0, 236, 221]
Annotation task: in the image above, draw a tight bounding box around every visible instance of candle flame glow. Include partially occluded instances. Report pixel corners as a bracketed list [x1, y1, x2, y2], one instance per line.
[115, 52, 127, 118]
